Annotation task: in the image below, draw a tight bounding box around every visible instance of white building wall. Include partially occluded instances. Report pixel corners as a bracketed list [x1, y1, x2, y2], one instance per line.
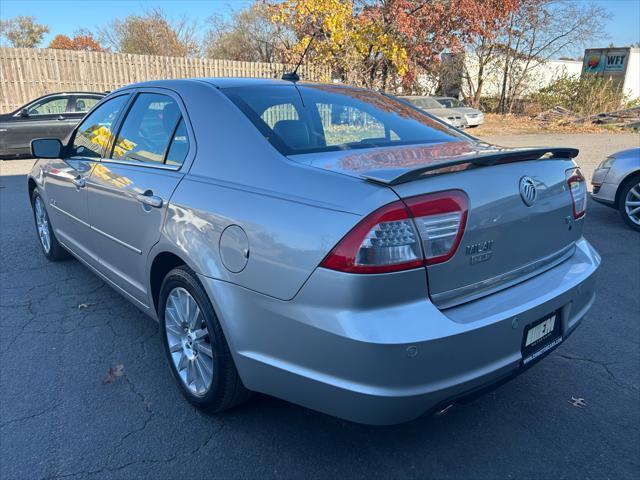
[622, 48, 640, 100]
[460, 57, 582, 99]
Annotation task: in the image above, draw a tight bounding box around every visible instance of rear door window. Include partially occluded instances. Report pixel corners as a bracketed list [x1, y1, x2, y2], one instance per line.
[74, 96, 101, 113]
[71, 95, 129, 158]
[165, 118, 189, 167]
[111, 93, 181, 165]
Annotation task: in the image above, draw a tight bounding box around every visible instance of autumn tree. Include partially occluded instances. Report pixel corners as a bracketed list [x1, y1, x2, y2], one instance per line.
[0, 16, 49, 48]
[99, 8, 198, 57]
[49, 30, 104, 51]
[362, 0, 519, 89]
[461, 0, 608, 112]
[269, 1, 519, 90]
[269, 0, 409, 88]
[493, 0, 609, 113]
[204, 3, 293, 63]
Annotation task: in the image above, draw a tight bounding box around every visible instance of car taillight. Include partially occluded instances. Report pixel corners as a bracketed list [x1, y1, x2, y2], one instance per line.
[320, 190, 468, 273]
[566, 168, 587, 219]
[406, 191, 468, 265]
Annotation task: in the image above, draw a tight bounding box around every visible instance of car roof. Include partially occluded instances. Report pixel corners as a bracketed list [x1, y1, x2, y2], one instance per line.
[38, 91, 105, 97]
[110, 77, 351, 92]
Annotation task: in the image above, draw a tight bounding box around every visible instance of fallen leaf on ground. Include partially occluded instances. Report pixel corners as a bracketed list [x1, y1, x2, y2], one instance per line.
[102, 364, 125, 384]
[569, 396, 587, 408]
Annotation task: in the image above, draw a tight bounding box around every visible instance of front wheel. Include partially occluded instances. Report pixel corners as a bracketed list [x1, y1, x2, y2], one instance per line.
[159, 266, 251, 411]
[618, 175, 640, 231]
[31, 189, 68, 260]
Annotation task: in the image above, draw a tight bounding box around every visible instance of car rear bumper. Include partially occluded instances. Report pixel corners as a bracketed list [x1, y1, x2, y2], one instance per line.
[199, 237, 600, 425]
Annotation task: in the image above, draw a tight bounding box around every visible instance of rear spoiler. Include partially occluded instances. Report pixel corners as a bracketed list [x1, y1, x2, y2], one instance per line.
[361, 147, 579, 186]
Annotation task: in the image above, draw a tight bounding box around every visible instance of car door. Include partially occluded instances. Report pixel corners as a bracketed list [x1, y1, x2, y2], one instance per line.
[86, 89, 192, 306]
[9, 95, 76, 152]
[43, 94, 130, 268]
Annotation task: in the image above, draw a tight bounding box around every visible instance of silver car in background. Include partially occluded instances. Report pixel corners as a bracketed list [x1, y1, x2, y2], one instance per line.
[434, 96, 485, 127]
[28, 79, 600, 425]
[399, 95, 467, 128]
[591, 147, 640, 230]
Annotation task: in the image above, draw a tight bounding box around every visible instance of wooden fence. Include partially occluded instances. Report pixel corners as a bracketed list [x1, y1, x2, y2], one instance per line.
[0, 48, 331, 112]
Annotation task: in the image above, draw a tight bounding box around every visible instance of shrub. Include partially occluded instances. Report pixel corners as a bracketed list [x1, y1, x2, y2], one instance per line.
[532, 75, 627, 116]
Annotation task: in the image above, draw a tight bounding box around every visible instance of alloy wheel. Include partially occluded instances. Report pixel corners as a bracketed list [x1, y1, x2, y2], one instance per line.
[34, 196, 51, 254]
[164, 287, 214, 396]
[624, 182, 640, 226]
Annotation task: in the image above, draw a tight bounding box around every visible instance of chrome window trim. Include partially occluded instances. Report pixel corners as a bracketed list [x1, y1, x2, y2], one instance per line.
[99, 157, 182, 171]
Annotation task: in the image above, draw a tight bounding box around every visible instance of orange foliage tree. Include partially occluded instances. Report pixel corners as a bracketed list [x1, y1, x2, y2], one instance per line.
[269, 0, 520, 90]
[49, 31, 104, 52]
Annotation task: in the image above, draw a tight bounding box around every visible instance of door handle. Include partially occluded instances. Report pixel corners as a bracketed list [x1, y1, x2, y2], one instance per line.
[135, 192, 163, 208]
[72, 176, 86, 188]
[57, 115, 65, 121]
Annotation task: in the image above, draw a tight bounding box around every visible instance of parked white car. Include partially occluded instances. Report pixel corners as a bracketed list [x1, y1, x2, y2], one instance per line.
[400, 96, 467, 128]
[434, 96, 485, 127]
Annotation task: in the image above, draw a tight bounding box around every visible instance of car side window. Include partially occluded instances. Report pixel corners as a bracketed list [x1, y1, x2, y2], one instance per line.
[75, 97, 101, 113]
[111, 93, 181, 164]
[165, 118, 189, 167]
[26, 96, 69, 116]
[70, 95, 128, 159]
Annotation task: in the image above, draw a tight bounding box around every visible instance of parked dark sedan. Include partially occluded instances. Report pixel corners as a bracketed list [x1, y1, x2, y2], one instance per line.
[0, 91, 104, 158]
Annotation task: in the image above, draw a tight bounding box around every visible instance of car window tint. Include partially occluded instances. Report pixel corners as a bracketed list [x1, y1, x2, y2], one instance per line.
[317, 103, 386, 146]
[261, 103, 299, 128]
[27, 97, 68, 115]
[165, 118, 189, 166]
[71, 95, 128, 159]
[225, 86, 459, 155]
[75, 97, 100, 113]
[112, 93, 181, 164]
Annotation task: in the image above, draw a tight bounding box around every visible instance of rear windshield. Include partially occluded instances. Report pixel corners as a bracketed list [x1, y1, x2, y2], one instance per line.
[223, 85, 461, 155]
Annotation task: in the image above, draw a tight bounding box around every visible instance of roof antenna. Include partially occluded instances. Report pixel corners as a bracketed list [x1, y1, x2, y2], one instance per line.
[282, 29, 327, 82]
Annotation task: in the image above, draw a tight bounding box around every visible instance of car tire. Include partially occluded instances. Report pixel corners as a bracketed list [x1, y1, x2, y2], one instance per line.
[159, 266, 252, 412]
[31, 188, 69, 261]
[617, 174, 640, 231]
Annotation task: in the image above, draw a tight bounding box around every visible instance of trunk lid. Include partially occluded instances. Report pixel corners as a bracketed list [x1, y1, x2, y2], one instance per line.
[293, 141, 583, 308]
[392, 158, 582, 308]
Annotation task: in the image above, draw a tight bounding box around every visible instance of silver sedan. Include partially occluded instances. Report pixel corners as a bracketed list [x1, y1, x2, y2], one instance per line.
[591, 147, 640, 231]
[27, 79, 600, 424]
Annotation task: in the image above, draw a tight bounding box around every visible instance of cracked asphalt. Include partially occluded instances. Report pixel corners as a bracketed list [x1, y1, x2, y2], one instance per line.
[1, 135, 639, 479]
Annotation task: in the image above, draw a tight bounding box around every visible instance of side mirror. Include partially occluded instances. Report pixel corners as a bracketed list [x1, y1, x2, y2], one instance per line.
[20, 108, 30, 117]
[31, 138, 63, 158]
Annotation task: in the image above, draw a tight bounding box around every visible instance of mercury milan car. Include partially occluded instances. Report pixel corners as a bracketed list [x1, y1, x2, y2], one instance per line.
[0, 91, 104, 158]
[27, 78, 600, 425]
[434, 96, 485, 127]
[399, 95, 467, 128]
[591, 147, 640, 231]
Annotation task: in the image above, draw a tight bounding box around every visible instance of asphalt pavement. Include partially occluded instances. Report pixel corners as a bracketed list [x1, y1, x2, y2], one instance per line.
[1, 138, 638, 479]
